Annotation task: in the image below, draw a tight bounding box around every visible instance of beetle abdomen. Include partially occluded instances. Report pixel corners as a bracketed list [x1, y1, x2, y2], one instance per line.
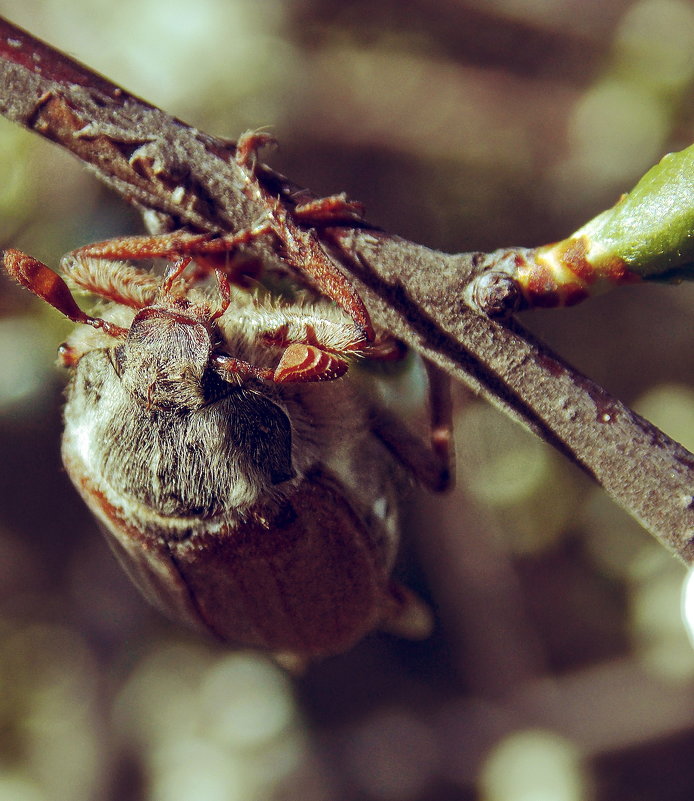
[166, 468, 389, 655]
[71, 462, 391, 657]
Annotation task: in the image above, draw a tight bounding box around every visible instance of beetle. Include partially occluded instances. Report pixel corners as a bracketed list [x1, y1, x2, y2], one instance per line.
[2, 190, 451, 662]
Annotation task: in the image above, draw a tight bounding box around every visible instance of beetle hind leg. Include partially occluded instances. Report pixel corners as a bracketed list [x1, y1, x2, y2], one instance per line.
[380, 582, 434, 641]
[371, 361, 455, 494]
[423, 360, 455, 491]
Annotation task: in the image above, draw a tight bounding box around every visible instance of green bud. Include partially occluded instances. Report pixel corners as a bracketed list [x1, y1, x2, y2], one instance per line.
[574, 144, 694, 281]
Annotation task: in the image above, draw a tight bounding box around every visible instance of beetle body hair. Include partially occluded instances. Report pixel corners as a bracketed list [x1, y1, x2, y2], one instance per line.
[3, 244, 439, 661]
[60, 285, 411, 657]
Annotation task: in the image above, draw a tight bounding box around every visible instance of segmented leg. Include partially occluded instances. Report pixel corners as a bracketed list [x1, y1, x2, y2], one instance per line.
[293, 193, 365, 226]
[423, 359, 455, 490]
[212, 354, 274, 383]
[234, 129, 276, 169]
[235, 130, 375, 344]
[371, 359, 454, 493]
[72, 224, 277, 321]
[72, 223, 273, 264]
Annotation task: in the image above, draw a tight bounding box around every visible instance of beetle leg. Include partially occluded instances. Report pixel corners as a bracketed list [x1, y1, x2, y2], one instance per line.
[380, 581, 434, 640]
[270, 203, 375, 343]
[212, 354, 274, 383]
[72, 223, 275, 286]
[214, 346, 347, 385]
[3, 250, 128, 338]
[371, 361, 454, 492]
[161, 257, 194, 294]
[72, 223, 272, 261]
[235, 133, 365, 226]
[234, 131, 376, 343]
[73, 230, 215, 261]
[293, 193, 365, 226]
[423, 359, 455, 490]
[208, 268, 232, 321]
[234, 129, 277, 169]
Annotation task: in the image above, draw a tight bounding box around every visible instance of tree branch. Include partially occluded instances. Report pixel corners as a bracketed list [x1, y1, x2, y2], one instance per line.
[1, 16, 692, 561]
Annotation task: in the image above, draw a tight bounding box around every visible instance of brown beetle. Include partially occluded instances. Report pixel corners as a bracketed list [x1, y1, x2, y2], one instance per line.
[2, 204, 450, 661]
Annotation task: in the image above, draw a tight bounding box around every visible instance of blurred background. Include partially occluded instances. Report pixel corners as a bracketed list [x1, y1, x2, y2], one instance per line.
[1, 0, 694, 799]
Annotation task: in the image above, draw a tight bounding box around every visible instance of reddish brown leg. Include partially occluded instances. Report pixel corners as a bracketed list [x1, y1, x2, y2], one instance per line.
[3, 250, 128, 338]
[73, 223, 274, 266]
[72, 224, 275, 309]
[214, 346, 348, 385]
[273, 205, 375, 343]
[234, 130, 276, 168]
[73, 230, 215, 261]
[293, 193, 365, 225]
[424, 359, 455, 491]
[234, 132, 375, 344]
[370, 360, 454, 492]
[209, 269, 232, 321]
[161, 257, 194, 293]
[380, 581, 434, 640]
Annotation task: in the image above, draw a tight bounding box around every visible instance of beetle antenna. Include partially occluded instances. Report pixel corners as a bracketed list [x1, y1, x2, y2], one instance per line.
[3, 249, 128, 338]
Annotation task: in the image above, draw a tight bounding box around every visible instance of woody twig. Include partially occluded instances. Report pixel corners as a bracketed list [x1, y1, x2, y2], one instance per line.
[0, 16, 692, 560]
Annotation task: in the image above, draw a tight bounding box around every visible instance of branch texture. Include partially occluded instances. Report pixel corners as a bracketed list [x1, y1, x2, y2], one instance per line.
[1, 17, 693, 561]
